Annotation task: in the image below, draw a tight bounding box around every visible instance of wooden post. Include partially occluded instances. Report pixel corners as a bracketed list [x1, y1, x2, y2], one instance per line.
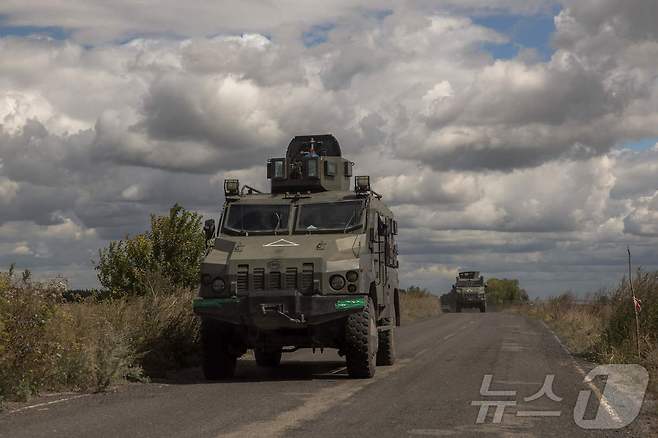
[627, 246, 641, 360]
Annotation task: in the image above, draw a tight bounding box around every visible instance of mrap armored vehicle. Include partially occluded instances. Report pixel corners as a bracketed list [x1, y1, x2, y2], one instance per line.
[442, 271, 487, 313]
[193, 134, 400, 379]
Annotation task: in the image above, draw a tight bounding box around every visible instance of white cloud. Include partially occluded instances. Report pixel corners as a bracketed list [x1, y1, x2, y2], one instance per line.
[0, 177, 19, 203]
[12, 242, 32, 255]
[0, 2, 657, 296]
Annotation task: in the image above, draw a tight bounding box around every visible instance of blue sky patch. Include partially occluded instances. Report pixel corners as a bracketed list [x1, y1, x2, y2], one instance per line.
[474, 9, 559, 61]
[0, 16, 70, 40]
[302, 23, 335, 47]
[621, 137, 658, 151]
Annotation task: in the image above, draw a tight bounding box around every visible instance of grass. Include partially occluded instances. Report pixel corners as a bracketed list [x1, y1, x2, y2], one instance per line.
[517, 271, 658, 395]
[400, 289, 440, 323]
[0, 273, 199, 406]
[1, 272, 442, 406]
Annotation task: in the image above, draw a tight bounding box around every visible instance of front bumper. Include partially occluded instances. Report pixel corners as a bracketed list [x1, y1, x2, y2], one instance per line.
[460, 294, 485, 304]
[193, 290, 366, 330]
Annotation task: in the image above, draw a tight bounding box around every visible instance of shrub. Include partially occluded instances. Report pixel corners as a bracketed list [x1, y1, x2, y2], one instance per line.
[0, 278, 70, 400]
[518, 271, 658, 395]
[96, 204, 205, 296]
[603, 271, 658, 359]
[0, 270, 198, 403]
[122, 272, 200, 376]
[486, 278, 529, 305]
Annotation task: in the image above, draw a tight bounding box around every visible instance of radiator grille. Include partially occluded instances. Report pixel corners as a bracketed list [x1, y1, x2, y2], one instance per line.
[301, 263, 314, 291]
[253, 268, 265, 290]
[269, 271, 281, 289]
[234, 264, 313, 291]
[237, 264, 249, 292]
[285, 267, 297, 289]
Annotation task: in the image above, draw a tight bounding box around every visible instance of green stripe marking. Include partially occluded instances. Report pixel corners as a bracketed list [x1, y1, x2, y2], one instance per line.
[335, 296, 366, 311]
[193, 297, 240, 309]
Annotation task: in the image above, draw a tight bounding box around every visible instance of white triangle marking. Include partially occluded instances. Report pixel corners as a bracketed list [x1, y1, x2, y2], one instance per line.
[263, 239, 299, 247]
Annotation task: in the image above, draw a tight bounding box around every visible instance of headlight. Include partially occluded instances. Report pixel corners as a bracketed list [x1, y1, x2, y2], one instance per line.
[211, 277, 226, 293]
[346, 270, 359, 282]
[329, 274, 346, 290]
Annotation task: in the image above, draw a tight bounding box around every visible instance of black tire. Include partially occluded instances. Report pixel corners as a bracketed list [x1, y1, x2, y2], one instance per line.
[376, 319, 396, 366]
[201, 319, 237, 380]
[394, 290, 401, 327]
[254, 348, 282, 367]
[480, 303, 487, 313]
[456, 302, 462, 313]
[345, 297, 378, 378]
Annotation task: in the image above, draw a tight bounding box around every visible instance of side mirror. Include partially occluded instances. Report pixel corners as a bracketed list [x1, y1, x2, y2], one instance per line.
[204, 219, 216, 241]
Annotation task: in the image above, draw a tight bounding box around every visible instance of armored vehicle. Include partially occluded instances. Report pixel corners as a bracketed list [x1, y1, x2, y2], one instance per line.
[193, 135, 401, 379]
[445, 271, 487, 313]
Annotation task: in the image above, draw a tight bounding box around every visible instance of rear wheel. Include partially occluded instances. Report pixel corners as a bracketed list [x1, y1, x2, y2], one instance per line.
[376, 318, 396, 366]
[254, 348, 282, 367]
[201, 319, 237, 380]
[456, 302, 462, 313]
[480, 303, 487, 313]
[345, 298, 378, 378]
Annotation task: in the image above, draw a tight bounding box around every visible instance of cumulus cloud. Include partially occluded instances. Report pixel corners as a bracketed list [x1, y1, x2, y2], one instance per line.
[0, 0, 558, 44]
[0, 1, 657, 295]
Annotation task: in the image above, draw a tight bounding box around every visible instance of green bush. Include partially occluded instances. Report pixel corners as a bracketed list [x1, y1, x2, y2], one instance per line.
[95, 204, 206, 296]
[486, 278, 529, 305]
[604, 271, 658, 356]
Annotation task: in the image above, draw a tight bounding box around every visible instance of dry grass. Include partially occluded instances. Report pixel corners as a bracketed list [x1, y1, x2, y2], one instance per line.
[400, 290, 440, 324]
[518, 273, 658, 395]
[522, 296, 609, 358]
[0, 276, 199, 405]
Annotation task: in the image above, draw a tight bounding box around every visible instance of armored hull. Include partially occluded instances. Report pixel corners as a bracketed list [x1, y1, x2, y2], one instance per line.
[193, 135, 400, 378]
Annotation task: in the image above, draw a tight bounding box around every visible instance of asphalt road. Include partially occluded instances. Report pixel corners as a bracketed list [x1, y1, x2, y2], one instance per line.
[1, 312, 653, 437]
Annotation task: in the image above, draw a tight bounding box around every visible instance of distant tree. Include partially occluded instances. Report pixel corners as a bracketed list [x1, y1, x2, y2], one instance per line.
[486, 278, 529, 304]
[401, 285, 433, 297]
[95, 204, 206, 296]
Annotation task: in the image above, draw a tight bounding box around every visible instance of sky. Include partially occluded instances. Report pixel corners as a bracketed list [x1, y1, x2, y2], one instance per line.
[1, 0, 658, 297]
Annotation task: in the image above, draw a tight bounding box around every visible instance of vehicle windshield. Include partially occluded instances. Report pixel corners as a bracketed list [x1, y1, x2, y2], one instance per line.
[297, 201, 364, 233]
[223, 204, 290, 234]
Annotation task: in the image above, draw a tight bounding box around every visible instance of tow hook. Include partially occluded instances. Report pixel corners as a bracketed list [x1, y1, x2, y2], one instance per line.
[259, 303, 306, 323]
[277, 310, 306, 324]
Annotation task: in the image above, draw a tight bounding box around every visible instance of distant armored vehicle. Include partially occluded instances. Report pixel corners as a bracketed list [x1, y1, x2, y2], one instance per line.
[443, 271, 487, 313]
[193, 135, 400, 379]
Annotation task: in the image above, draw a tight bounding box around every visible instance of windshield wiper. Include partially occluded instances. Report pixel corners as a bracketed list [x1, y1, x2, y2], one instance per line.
[273, 212, 281, 236]
[343, 210, 356, 233]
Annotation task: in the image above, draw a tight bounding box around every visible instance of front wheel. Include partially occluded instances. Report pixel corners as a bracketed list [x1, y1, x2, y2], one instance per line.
[345, 298, 378, 378]
[201, 319, 237, 380]
[376, 319, 396, 366]
[480, 303, 487, 313]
